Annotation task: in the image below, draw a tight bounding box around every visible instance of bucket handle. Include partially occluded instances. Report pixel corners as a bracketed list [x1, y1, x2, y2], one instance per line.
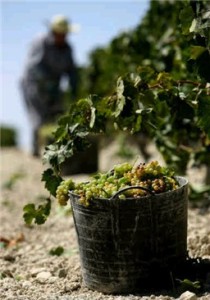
[110, 185, 155, 200]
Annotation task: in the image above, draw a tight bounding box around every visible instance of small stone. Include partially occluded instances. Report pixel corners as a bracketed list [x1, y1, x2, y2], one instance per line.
[179, 291, 197, 300]
[30, 267, 47, 277]
[64, 284, 72, 292]
[48, 276, 58, 284]
[36, 271, 52, 283]
[58, 268, 67, 278]
[64, 282, 80, 292]
[21, 280, 32, 288]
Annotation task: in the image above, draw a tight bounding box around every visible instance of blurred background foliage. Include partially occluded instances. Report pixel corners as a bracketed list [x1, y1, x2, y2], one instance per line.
[0, 125, 17, 147]
[76, 0, 204, 98]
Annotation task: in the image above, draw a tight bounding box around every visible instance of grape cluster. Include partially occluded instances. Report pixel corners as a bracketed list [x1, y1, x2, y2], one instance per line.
[56, 179, 75, 206]
[56, 161, 179, 206]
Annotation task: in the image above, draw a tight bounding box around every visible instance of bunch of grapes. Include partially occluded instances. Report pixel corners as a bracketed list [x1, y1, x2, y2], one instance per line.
[56, 179, 75, 206]
[56, 161, 179, 206]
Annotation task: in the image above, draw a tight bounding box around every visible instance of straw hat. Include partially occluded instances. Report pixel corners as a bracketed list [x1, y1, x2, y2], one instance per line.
[50, 14, 80, 34]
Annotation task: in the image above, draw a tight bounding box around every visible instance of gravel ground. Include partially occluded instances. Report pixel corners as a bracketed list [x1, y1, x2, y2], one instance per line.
[0, 147, 210, 300]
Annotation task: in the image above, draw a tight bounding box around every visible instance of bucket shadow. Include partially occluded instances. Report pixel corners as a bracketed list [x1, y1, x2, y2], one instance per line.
[129, 256, 210, 297]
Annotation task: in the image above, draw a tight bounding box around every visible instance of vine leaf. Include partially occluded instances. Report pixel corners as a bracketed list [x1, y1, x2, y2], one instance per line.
[179, 5, 194, 35]
[41, 169, 62, 197]
[23, 198, 51, 225]
[49, 246, 64, 256]
[177, 278, 201, 293]
[43, 142, 74, 167]
[190, 46, 206, 60]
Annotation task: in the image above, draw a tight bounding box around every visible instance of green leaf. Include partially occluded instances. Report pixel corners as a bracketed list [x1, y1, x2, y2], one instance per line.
[53, 125, 67, 142]
[42, 144, 60, 166]
[23, 204, 36, 224]
[137, 66, 155, 83]
[190, 46, 206, 60]
[41, 169, 62, 197]
[178, 278, 201, 292]
[23, 199, 51, 225]
[156, 72, 173, 89]
[49, 246, 64, 256]
[56, 144, 72, 165]
[43, 141, 75, 170]
[189, 18, 197, 33]
[138, 89, 155, 107]
[133, 115, 142, 132]
[69, 123, 79, 134]
[179, 6, 194, 35]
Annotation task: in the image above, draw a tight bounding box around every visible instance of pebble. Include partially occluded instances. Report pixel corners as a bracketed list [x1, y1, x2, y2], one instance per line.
[21, 280, 32, 288]
[58, 268, 68, 278]
[64, 281, 81, 292]
[36, 271, 52, 283]
[48, 276, 58, 284]
[30, 267, 47, 277]
[179, 291, 197, 300]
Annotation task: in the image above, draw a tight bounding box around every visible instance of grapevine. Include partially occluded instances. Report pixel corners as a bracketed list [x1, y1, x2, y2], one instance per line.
[56, 160, 179, 206]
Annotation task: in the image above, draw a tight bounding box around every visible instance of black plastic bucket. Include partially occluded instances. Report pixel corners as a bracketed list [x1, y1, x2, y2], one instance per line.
[69, 176, 188, 294]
